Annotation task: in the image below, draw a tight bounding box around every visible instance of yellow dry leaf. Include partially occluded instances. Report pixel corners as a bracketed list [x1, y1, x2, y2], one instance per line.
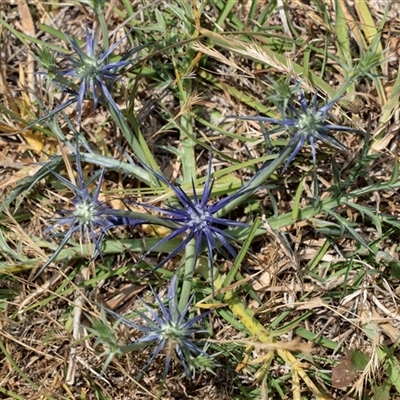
[142, 224, 172, 237]
[19, 131, 45, 153]
[195, 301, 225, 310]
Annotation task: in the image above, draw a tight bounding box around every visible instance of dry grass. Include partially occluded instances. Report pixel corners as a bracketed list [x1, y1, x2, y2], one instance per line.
[1, 1, 400, 399]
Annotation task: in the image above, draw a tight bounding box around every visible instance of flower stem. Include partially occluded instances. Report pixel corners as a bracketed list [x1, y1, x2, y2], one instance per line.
[216, 144, 294, 217]
[96, 5, 109, 52]
[174, 59, 197, 310]
[178, 238, 196, 313]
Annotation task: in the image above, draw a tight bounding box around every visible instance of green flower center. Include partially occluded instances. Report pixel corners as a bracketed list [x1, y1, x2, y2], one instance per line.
[79, 57, 100, 78]
[296, 112, 324, 135]
[75, 201, 96, 224]
[161, 323, 183, 340]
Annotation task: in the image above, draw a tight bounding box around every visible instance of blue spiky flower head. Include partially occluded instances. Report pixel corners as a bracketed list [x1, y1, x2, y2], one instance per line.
[37, 141, 140, 278]
[132, 156, 251, 285]
[236, 89, 356, 171]
[57, 22, 134, 123]
[105, 275, 211, 378]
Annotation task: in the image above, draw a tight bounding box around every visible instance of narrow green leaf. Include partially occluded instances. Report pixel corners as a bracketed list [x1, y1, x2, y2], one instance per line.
[223, 219, 260, 288]
[216, 1, 236, 28]
[291, 178, 304, 221]
[334, 0, 352, 64]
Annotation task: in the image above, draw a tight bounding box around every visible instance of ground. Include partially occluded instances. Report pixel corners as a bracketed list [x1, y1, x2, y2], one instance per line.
[1, 1, 400, 399]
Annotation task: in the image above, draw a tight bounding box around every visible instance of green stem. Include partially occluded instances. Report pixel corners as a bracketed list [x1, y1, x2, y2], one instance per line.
[96, 7, 109, 53]
[333, 77, 354, 101]
[119, 341, 154, 354]
[178, 239, 197, 313]
[176, 70, 196, 182]
[216, 144, 294, 217]
[173, 56, 197, 310]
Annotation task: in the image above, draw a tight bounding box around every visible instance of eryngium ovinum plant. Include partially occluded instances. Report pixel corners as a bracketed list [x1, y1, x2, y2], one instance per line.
[36, 21, 143, 125]
[102, 275, 212, 379]
[234, 87, 357, 171]
[36, 138, 140, 278]
[128, 156, 253, 286]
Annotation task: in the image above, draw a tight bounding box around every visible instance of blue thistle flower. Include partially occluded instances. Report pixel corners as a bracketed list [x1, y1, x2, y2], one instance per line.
[57, 22, 134, 123]
[133, 157, 251, 284]
[37, 143, 139, 277]
[33, 21, 144, 128]
[236, 90, 356, 171]
[105, 275, 211, 378]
